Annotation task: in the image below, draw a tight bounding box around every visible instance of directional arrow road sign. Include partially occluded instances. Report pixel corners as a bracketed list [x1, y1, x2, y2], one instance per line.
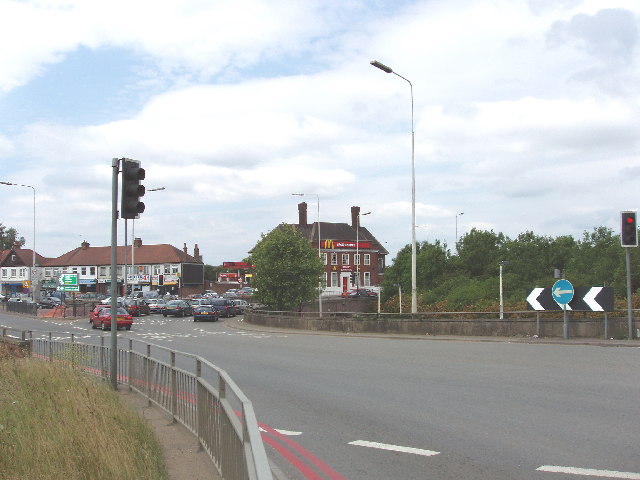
[527, 286, 613, 312]
[58, 274, 78, 286]
[552, 279, 574, 305]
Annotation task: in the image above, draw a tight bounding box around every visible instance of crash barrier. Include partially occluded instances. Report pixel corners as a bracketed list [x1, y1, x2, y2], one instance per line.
[0, 326, 273, 480]
[245, 309, 638, 339]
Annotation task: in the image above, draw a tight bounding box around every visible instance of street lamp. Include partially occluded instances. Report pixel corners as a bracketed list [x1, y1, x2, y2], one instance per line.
[371, 60, 417, 313]
[356, 211, 371, 289]
[292, 193, 322, 317]
[1, 181, 36, 298]
[455, 212, 464, 247]
[498, 261, 510, 320]
[131, 187, 165, 286]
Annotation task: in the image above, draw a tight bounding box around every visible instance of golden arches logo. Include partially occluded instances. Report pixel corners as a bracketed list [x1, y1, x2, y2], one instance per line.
[324, 239, 335, 249]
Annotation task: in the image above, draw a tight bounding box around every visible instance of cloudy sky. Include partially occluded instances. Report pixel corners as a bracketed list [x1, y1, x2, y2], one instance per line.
[1, 0, 639, 266]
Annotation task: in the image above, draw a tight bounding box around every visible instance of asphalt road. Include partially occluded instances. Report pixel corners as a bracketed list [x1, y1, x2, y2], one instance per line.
[2, 311, 640, 480]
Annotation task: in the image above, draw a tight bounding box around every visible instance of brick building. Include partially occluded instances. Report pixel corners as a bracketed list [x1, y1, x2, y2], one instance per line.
[293, 202, 387, 294]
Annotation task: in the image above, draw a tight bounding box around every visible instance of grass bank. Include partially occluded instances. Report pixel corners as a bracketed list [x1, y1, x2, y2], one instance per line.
[0, 343, 167, 480]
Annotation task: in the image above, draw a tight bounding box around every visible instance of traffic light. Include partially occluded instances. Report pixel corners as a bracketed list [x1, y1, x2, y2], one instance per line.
[158, 274, 164, 286]
[350, 272, 356, 284]
[621, 211, 638, 247]
[121, 159, 145, 219]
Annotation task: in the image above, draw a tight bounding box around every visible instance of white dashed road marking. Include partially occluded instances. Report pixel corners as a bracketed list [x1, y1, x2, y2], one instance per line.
[348, 440, 440, 457]
[537, 466, 640, 479]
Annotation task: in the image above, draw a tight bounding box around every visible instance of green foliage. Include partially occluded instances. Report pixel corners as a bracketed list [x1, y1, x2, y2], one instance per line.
[382, 225, 639, 312]
[0, 223, 25, 250]
[251, 224, 324, 310]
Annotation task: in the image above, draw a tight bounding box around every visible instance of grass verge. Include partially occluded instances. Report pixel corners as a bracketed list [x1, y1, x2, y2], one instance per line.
[0, 343, 167, 480]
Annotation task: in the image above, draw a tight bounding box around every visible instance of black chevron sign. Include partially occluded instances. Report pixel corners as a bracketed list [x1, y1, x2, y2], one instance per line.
[526, 286, 614, 312]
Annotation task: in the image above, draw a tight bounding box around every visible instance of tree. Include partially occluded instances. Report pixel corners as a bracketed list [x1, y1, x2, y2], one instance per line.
[250, 224, 324, 310]
[0, 223, 25, 250]
[456, 229, 506, 278]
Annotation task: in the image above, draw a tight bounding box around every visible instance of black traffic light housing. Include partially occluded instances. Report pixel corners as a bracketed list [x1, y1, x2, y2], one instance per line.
[350, 272, 356, 284]
[121, 159, 145, 219]
[621, 211, 638, 247]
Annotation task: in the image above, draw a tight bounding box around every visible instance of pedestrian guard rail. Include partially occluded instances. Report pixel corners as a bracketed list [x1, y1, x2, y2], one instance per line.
[0, 326, 273, 480]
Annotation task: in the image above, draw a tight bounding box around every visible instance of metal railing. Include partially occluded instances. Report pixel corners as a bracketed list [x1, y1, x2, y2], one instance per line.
[0, 326, 273, 480]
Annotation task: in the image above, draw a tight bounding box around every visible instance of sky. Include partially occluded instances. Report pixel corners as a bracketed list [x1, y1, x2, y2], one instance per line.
[1, 0, 639, 267]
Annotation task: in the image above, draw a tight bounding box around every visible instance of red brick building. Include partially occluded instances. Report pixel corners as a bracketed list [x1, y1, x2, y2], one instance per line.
[293, 202, 387, 294]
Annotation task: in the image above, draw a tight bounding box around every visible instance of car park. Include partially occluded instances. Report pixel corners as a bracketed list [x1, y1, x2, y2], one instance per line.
[209, 298, 236, 317]
[193, 305, 219, 322]
[162, 300, 193, 317]
[231, 299, 250, 314]
[348, 288, 378, 298]
[123, 298, 150, 316]
[146, 298, 167, 313]
[90, 306, 133, 330]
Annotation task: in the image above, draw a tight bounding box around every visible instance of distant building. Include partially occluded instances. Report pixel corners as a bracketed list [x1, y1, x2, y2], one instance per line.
[293, 202, 387, 294]
[0, 242, 46, 297]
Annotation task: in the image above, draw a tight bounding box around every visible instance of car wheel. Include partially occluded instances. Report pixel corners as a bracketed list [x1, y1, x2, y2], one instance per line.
[90, 320, 96, 329]
[125, 325, 131, 330]
[102, 322, 108, 331]
[163, 313, 167, 317]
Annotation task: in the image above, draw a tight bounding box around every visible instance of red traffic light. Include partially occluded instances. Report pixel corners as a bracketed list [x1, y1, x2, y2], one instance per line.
[621, 211, 638, 247]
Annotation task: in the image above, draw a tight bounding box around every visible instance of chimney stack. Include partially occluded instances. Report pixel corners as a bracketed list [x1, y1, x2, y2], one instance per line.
[81, 240, 90, 250]
[194, 244, 201, 262]
[351, 206, 360, 228]
[183, 243, 188, 256]
[298, 202, 308, 227]
[133, 237, 142, 248]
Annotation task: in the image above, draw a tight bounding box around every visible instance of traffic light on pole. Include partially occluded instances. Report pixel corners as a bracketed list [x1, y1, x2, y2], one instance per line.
[350, 272, 356, 284]
[121, 159, 145, 219]
[621, 211, 638, 247]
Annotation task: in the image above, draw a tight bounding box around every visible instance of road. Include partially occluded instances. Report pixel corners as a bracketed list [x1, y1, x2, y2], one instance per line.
[2, 311, 640, 480]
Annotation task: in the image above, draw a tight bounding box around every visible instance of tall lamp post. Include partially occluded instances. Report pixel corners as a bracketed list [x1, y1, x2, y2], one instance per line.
[498, 261, 510, 320]
[371, 60, 417, 313]
[356, 211, 371, 289]
[292, 193, 322, 317]
[1, 181, 36, 298]
[455, 212, 464, 248]
[131, 187, 165, 287]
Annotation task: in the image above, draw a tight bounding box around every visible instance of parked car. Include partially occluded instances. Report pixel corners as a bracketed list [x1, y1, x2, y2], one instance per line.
[90, 306, 133, 330]
[209, 298, 236, 317]
[101, 296, 125, 305]
[231, 299, 250, 314]
[223, 289, 238, 298]
[348, 288, 378, 298]
[146, 298, 167, 314]
[37, 296, 62, 309]
[162, 300, 193, 317]
[193, 305, 219, 322]
[123, 298, 150, 316]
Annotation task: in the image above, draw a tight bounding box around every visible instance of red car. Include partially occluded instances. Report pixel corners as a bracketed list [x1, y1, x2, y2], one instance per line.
[90, 306, 133, 330]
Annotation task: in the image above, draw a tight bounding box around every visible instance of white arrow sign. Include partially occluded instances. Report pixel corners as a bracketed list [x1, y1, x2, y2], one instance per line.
[584, 287, 604, 311]
[526, 288, 545, 311]
[553, 288, 573, 297]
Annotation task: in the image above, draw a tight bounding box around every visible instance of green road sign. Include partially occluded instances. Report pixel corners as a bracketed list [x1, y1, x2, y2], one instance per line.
[58, 274, 78, 286]
[57, 285, 80, 292]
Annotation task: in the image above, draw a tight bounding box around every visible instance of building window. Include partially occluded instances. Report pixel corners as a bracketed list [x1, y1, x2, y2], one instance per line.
[331, 253, 337, 265]
[171, 264, 179, 274]
[90, 267, 96, 275]
[354, 253, 360, 266]
[164, 264, 171, 274]
[1, 269, 6, 278]
[19, 268, 27, 278]
[364, 272, 371, 286]
[72, 267, 78, 274]
[364, 254, 370, 266]
[323, 253, 327, 265]
[81, 267, 87, 275]
[153, 265, 162, 275]
[331, 271, 338, 287]
[99, 266, 108, 277]
[342, 253, 349, 265]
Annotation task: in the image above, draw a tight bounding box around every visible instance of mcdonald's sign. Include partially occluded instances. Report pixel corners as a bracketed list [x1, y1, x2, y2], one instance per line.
[322, 240, 372, 249]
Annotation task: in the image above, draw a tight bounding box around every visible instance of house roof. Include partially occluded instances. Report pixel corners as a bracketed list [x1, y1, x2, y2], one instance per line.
[0, 248, 48, 267]
[43, 244, 202, 267]
[294, 221, 389, 255]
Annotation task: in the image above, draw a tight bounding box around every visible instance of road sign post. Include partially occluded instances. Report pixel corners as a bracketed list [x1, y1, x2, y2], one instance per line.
[552, 279, 574, 340]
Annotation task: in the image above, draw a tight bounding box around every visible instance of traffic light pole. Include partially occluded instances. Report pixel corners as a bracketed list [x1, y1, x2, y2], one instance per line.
[626, 247, 634, 340]
[110, 158, 119, 390]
